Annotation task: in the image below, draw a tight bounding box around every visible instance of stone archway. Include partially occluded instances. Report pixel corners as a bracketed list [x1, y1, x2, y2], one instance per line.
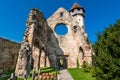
[57, 55, 68, 69]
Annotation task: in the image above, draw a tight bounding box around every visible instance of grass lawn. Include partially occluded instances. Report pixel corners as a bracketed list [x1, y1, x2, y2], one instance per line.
[67, 68, 96, 80]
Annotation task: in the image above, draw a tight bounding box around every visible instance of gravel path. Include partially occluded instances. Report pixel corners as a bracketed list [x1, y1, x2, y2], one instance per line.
[58, 69, 73, 80]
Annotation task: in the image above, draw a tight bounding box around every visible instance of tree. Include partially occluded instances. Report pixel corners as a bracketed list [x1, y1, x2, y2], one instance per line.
[93, 20, 120, 80]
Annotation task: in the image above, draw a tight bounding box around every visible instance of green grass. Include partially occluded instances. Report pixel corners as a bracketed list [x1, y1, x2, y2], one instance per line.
[67, 68, 96, 80]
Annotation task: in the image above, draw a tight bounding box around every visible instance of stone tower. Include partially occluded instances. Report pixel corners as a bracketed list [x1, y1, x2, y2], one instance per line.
[15, 3, 94, 78]
[70, 3, 85, 27]
[69, 3, 93, 65]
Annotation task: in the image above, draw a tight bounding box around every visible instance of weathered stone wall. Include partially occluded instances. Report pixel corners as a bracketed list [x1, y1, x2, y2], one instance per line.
[47, 8, 78, 68]
[15, 9, 49, 78]
[47, 7, 93, 68]
[0, 50, 18, 71]
[0, 38, 20, 71]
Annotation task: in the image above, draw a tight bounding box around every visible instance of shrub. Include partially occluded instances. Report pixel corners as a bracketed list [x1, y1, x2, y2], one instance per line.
[81, 61, 95, 76]
[81, 61, 88, 68]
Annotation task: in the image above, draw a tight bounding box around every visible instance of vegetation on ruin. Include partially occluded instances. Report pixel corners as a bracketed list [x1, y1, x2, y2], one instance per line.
[93, 19, 120, 80]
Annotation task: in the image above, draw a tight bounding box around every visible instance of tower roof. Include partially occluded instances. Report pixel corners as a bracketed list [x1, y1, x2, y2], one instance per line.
[70, 3, 85, 12]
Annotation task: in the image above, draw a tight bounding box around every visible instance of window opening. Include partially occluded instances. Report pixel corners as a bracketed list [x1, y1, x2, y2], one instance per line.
[73, 26, 78, 33]
[60, 12, 63, 17]
[55, 24, 68, 36]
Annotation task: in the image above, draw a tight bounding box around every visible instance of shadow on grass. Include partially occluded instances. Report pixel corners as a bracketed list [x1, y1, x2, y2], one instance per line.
[40, 67, 60, 74]
[41, 67, 53, 70]
[29, 67, 60, 75]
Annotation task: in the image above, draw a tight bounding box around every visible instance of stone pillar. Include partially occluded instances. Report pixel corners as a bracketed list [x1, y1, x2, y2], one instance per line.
[15, 9, 36, 78]
[15, 40, 32, 78]
[32, 45, 40, 71]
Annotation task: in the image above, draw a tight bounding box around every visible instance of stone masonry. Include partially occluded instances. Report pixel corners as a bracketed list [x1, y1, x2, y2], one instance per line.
[15, 3, 94, 78]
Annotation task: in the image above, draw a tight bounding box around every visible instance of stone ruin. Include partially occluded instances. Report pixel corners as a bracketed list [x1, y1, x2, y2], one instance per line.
[15, 3, 94, 78]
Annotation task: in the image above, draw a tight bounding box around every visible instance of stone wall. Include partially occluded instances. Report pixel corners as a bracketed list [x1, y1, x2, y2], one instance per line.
[0, 38, 20, 71]
[15, 9, 49, 78]
[47, 7, 93, 68]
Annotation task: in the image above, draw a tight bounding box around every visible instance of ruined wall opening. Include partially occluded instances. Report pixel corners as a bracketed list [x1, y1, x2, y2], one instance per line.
[57, 55, 68, 69]
[79, 46, 84, 60]
[73, 26, 78, 33]
[55, 24, 68, 36]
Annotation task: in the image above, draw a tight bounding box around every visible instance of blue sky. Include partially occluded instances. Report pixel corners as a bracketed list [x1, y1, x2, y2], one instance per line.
[0, 0, 120, 43]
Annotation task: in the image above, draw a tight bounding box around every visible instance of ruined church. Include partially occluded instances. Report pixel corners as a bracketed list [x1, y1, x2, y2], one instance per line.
[15, 3, 94, 78]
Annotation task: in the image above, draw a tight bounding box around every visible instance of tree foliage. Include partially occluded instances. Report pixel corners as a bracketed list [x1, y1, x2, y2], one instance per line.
[93, 20, 120, 80]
